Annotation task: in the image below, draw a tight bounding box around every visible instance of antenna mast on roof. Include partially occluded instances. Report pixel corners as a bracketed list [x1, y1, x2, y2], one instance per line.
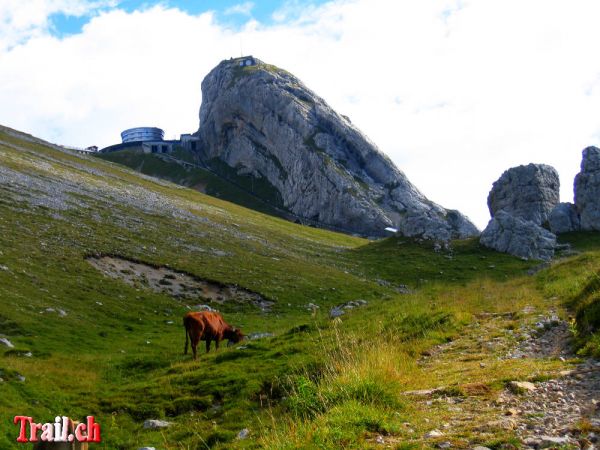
[240, 37, 243, 57]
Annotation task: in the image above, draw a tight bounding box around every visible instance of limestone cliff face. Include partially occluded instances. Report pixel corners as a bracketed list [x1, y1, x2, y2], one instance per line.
[197, 57, 478, 239]
[480, 163, 560, 261]
[575, 146, 600, 231]
[487, 163, 560, 225]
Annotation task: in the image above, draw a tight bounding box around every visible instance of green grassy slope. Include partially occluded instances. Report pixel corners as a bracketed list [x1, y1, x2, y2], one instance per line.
[0, 125, 598, 448]
[97, 148, 289, 220]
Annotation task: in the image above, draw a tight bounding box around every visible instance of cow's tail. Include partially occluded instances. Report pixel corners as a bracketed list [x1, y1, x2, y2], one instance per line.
[183, 317, 189, 355]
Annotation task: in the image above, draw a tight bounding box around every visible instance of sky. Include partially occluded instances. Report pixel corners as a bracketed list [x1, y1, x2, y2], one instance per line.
[1, 0, 599, 229]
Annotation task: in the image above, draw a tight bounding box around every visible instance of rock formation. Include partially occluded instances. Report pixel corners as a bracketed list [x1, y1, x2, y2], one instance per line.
[549, 202, 580, 234]
[480, 211, 557, 261]
[575, 146, 600, 231]
[195, 57, 478, 239]
[481, 164, 560, 260]
[487, 163, 560, 225]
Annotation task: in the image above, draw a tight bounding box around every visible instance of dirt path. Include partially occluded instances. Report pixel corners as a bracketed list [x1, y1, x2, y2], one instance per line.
[411, 308, 599, 449]
[500, 316, 600, 449]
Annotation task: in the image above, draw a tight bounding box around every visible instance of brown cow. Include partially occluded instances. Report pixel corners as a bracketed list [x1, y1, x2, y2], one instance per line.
[183, 311, 244, 360]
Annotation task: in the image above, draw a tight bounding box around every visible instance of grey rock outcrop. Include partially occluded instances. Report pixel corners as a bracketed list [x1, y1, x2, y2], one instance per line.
[549, 202, 580, 234]
[575, 146, 600, 230]
[196, 57, 478, 239]
[329, 299, 368, 318]
[480, 211, 556, 261]
[237, 428, 250, 440]
[143, 419, 172, 429]
[0, 337, 14, 348]
[481, 163, 561, 260]
[488, 163, 560, 225]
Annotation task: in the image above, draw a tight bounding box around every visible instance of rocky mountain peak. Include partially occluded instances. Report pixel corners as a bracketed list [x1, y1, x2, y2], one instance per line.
[196, 56, 478, 239]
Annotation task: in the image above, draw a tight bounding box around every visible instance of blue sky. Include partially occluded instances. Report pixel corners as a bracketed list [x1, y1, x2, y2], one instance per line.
[2, 0, 600, 228]
[50, 1, 329, 37]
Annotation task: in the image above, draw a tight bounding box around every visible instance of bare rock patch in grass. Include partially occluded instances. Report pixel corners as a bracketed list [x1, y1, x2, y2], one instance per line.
[87, 255, 273, 311]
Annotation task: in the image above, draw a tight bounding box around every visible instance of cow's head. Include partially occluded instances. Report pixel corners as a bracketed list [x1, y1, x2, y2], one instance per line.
[226, 327, 244, 346]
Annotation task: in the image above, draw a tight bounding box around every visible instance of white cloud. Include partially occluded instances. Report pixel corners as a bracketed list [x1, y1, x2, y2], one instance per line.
[1, 0, 599, 229]
[271, 0, 322, 22]
[0, 0, 116, 50]
[224, 2, 254, 16]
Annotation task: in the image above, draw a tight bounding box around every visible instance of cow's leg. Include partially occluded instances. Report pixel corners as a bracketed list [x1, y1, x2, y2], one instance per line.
[215, 339, 220, 351]
[190, 330, 200, 361]
[184, 327, 189, 355]
[205, 339, 211, 353]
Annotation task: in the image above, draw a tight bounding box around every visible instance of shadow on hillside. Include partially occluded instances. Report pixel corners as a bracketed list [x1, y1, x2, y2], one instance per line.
[558, 231, 600, 252]
[345, 236, 536, 287]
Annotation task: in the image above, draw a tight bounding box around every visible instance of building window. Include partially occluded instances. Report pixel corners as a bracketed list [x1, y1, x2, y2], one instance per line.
[162, 145, 168, 153]
[151, 145, 158, 153]
[191, 141, 197, 151]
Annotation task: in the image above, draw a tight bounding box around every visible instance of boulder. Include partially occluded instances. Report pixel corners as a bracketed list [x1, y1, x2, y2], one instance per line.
[196, 57, 478, 240]
[508, 380, 537, 393]
[549, 202, 580, 234]
[479, 419, 517, 431]
[424, 430, 444, 439]
[329, 307, 345, 318]
[538, 435, 572, 447]
[575, 146, 600, 230]
[0, 337, 14, 348]
[143, 419, 172, 430]
[237, 428, 250, 440]
[480, 212, 556, 261]
[488, 163, 560, 225]
[329, 299, 368, 318]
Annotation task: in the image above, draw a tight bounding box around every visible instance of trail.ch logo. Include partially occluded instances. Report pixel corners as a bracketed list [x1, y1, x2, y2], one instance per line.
[13, 416, 101, 444]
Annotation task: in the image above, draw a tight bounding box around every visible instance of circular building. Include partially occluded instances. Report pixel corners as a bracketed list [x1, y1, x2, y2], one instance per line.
[121, 127, 164, 143]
